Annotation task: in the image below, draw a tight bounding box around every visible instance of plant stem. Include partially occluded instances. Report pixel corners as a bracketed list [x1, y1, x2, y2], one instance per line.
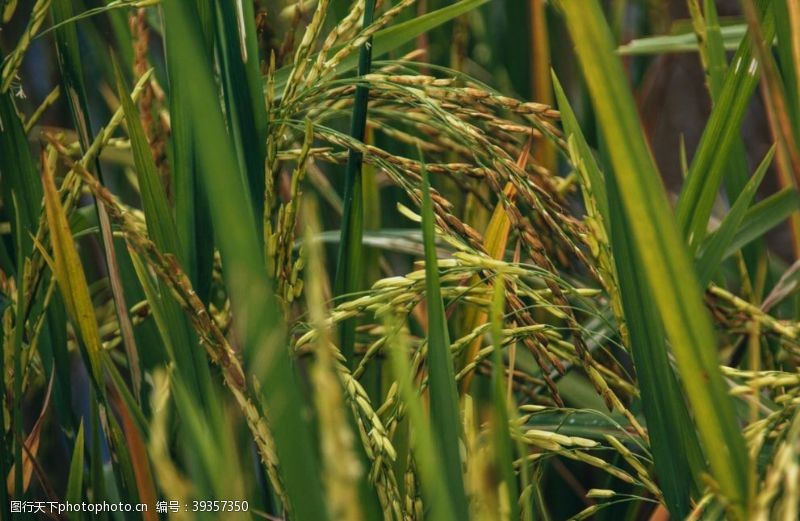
[335, 0, 377, 366]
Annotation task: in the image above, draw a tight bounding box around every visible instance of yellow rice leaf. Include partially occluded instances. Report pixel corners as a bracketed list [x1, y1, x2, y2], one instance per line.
[41, 150, 103, 383]
[459, 134, 533, 393]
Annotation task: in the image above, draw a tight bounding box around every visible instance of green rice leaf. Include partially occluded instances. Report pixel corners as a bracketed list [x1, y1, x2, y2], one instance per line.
[65, 421, 85, 505]
[334, 0, 376, 366]
[693, 0, 760, 278]
[164, 0, 214, 299]
[554, 72, 704, 518]
[160, 2, 328, 517]
[0, 92, 40, 257]
[618, 24, 747, 55]
[114, 61, 215, 404]
[695, 146, 775, 286]
[419, 158, 469, 520]
[720, 188, 800, 260]
[676, 0, 774, 248]
[214, 0, 267, 222]
[557, 1, 749, 516]
[607, 173, 704, 517]
[385, 317, 458, 521]
[489, 277, 520, 520]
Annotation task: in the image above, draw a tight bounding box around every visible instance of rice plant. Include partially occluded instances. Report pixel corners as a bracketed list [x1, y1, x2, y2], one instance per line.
[1, 0, 799, 519]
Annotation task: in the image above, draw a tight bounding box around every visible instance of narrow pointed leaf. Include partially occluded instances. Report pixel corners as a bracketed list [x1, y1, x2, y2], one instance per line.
[721, 188, 800, 260]
[618, 25, 747, 55]
[557, 1, 749, 516]
[420, 160, 469, 520]
[335, 0, 376, 365]
[489, 278, 520, 521]
[555, 71, 704, 517]
[50, 0, 142, 397]
[65, 421, 85, 505]
[695, 146, 775, 286]
[42, 153, 103, 386]
[114, 62, 214, 402]
[385, 319, 458, 521]
[676, 0, 774, 247]
[160, 2, 328, 517]
[214, 0, 267, 221]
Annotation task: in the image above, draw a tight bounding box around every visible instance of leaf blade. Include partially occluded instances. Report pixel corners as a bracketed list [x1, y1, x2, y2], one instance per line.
[160, 2, 329, 517]
[420, 159, 469, 520]
[554, 72, 704, 518]
[557, 1, 750, 515]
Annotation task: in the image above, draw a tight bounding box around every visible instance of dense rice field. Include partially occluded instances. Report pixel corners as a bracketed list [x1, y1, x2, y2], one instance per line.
[1, 0, 799, 519]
